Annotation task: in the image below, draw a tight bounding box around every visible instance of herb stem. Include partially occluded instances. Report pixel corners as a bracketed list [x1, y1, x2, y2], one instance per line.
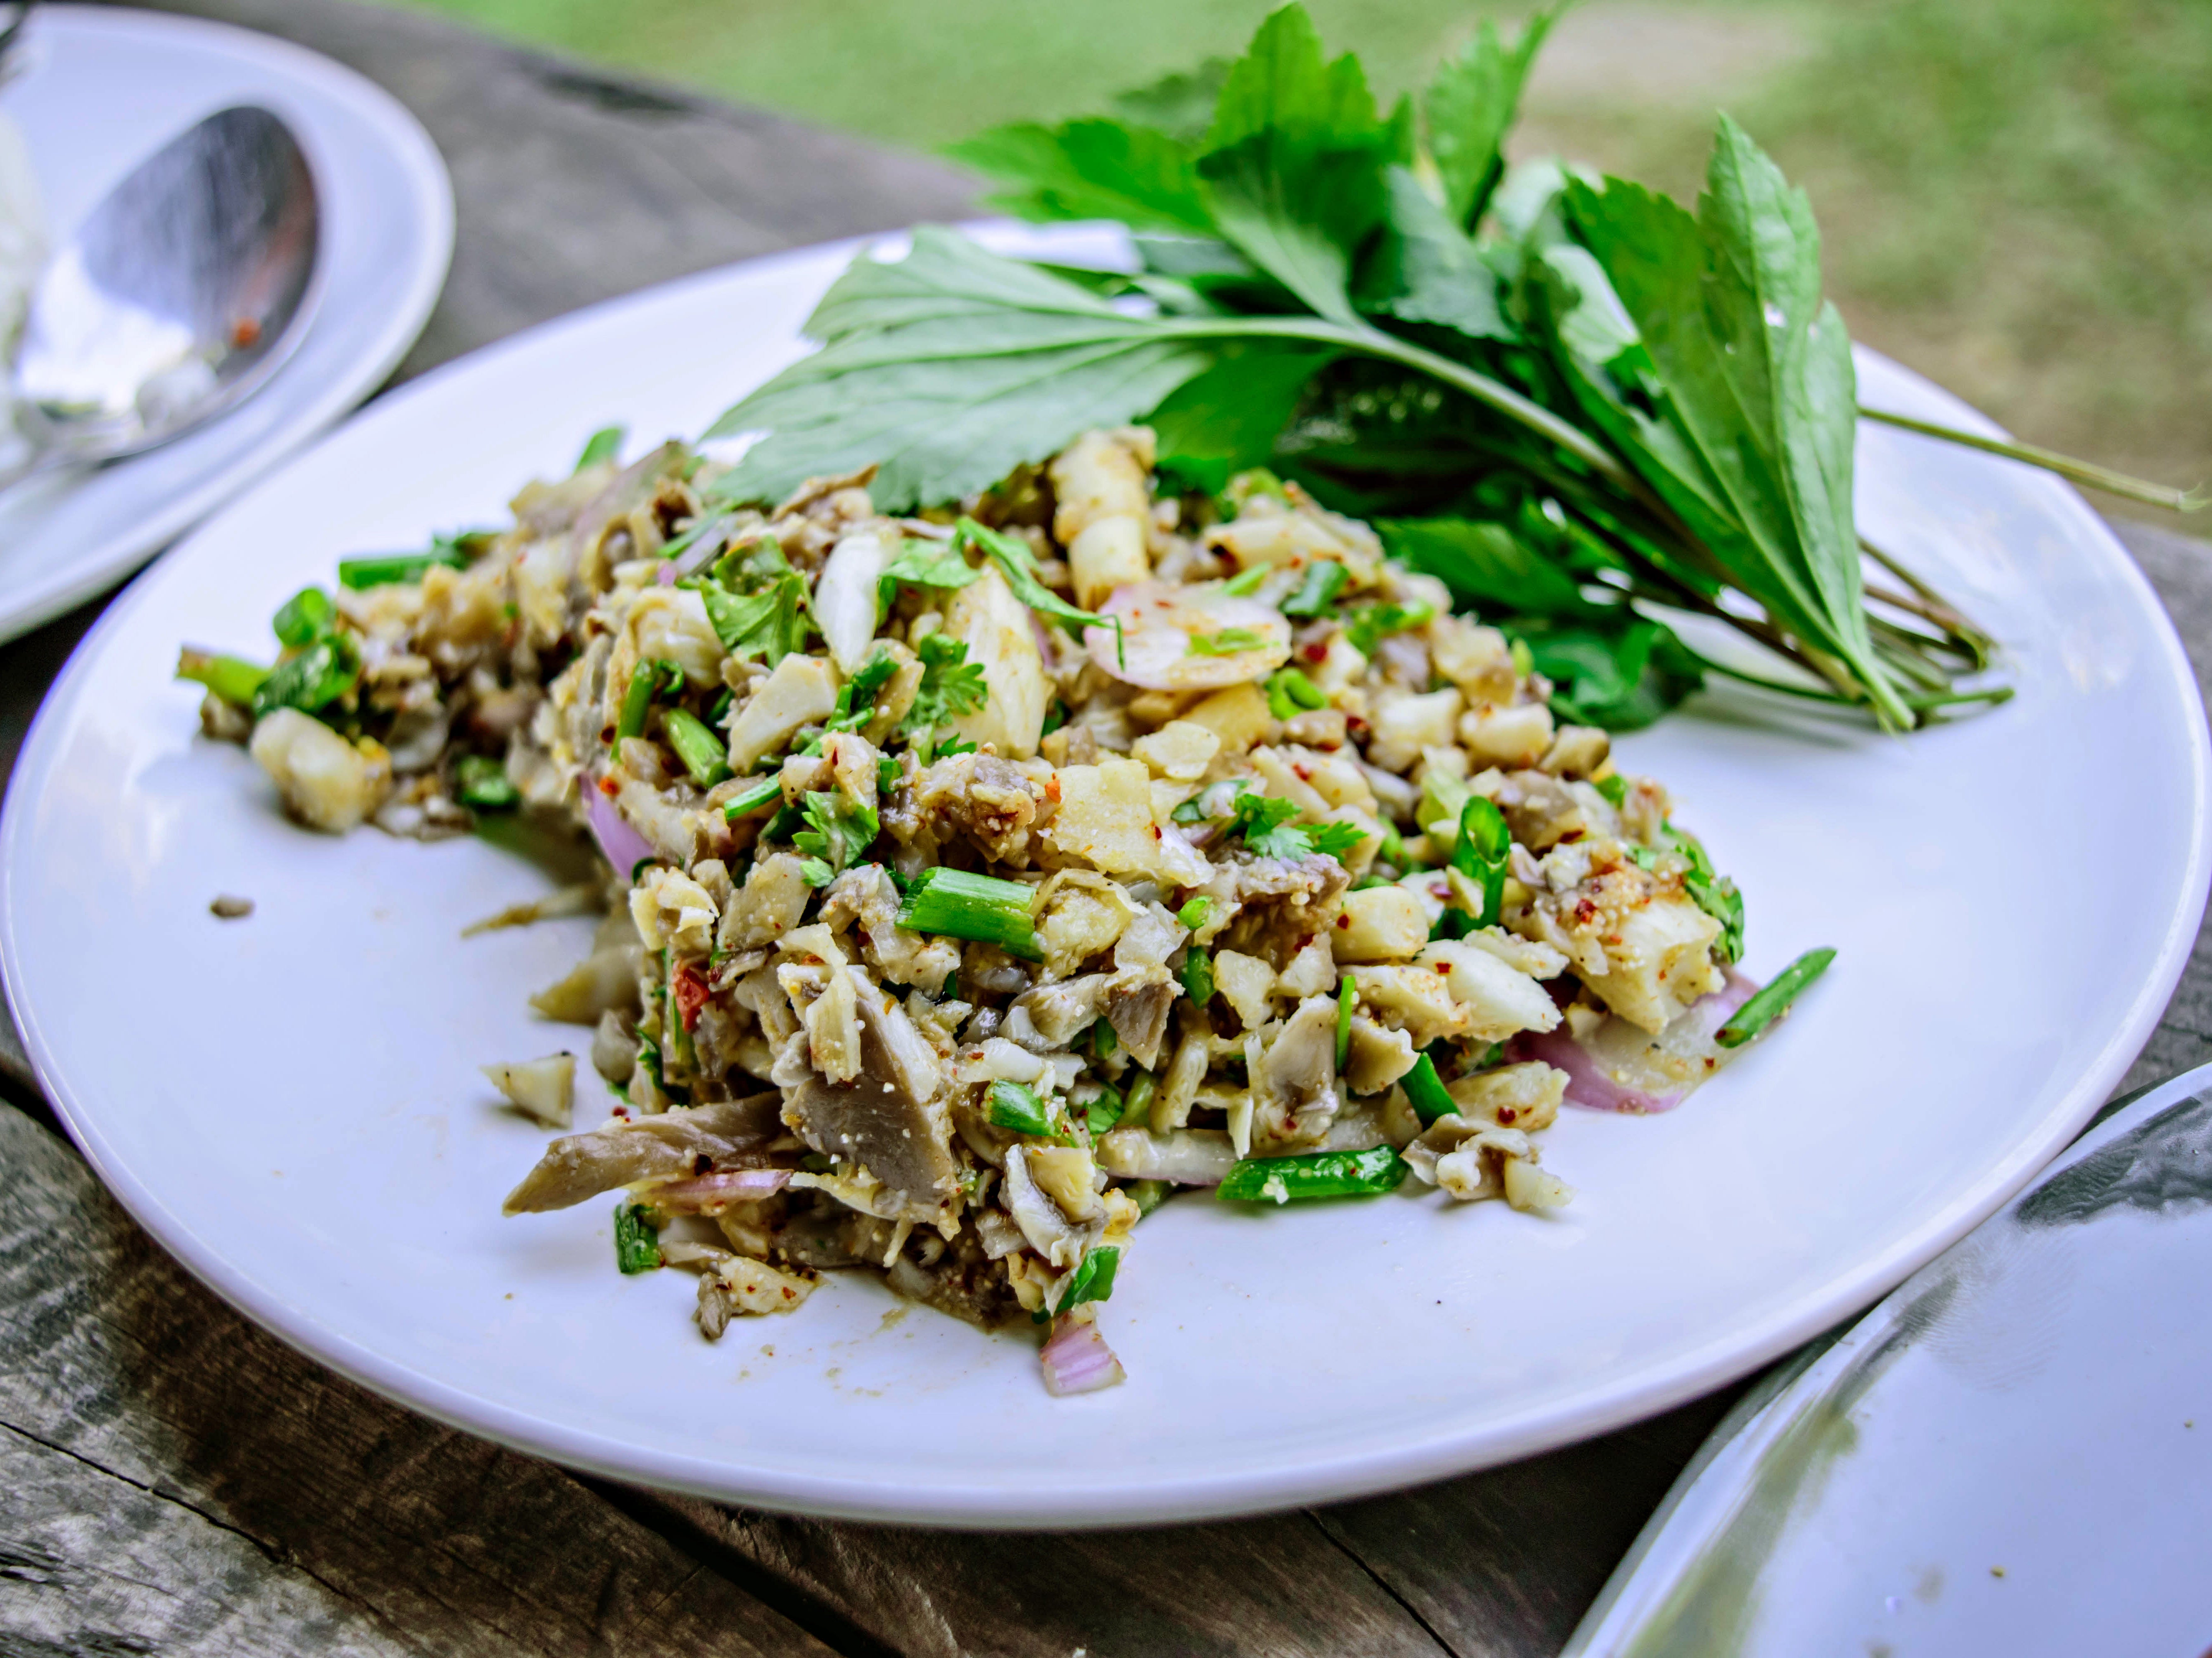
[1859, 407, 2207, 514]
[1718, 947, 1836, 1047]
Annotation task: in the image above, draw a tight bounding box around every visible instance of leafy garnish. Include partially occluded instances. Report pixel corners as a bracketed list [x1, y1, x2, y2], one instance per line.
[1278, 560, 1347, 618]
[575, 424, 625, 471]
[793, 791, 880, 886]
[900, 633, 989, 756]
[1342, 599, 1435, 657]
[826, 647, 902, 733]
[952, 517, 1120, 647]
[876, 537, 982, 612]
[253, 635, 360, 720]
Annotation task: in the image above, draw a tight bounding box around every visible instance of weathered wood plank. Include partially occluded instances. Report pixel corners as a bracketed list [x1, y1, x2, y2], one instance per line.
[625, 1491, 1454, 1658]
[0, 1101, 838, 1658]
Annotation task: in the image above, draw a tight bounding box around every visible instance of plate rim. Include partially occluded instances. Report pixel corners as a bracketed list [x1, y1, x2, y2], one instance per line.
[0, 3, 456, 644]
[5, 230, 2207, 1528]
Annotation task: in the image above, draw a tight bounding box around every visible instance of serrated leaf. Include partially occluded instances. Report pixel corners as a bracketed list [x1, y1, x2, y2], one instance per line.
[1423, 7, 1558, 228]
[946, 119, 1213, 235]
[1149, 344, 1335, 493]
[1113, 59, 1231, 146]
[1357, 167, 1515, 342]
[1381, 516, 1599, 618]
[1195, 6, 1393, 325]
[705, 229, 1221, 510]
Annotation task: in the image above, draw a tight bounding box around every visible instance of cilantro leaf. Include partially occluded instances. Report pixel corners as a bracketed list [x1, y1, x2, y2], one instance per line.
[792, 791, 881, 885]
[1230, 791, 1308, 858]
[1305, 820, 1369, 861]
[900, 633, 990, 754]
[1356, 167, 1514, 343]
[689, 535, 814, 662]
[825, 647, 901, 733]
[1342, 599, 1435, 657]
[952, 517, 1121, 646]
[1148, 344, 1335, 495]
[876, 537, 981, 613]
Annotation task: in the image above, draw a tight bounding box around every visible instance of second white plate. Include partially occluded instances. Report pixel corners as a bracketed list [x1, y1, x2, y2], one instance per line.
[3, 224, 2205, 1527]
[0, 5, 452, 643]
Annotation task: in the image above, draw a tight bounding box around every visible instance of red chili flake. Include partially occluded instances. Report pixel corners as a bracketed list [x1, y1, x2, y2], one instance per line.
[598, 776, 620, 797]
[1045, 775, 1061, 802]
[1293, 764, 1312, 781]
[1434, 962, 1450, 974]
[1498, 1107, 1518, 1124]
[672, 960, 711, 1032]
[230, 316, 262, 349]
[1336, 914, 1351, 928]
[1150, 824, 1162, 839]
[1302, 642, 1328, 663]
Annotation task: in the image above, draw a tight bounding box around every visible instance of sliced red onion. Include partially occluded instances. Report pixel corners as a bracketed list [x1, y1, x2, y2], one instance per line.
[1516, 970, 1759, 1114]
[584, 783, 654, 874]
[1085, 580, 1290, 690]
[655, 562, 678, 587]
[644, 1168, 792, 1212]
[1040, 1314, 1126, 1396]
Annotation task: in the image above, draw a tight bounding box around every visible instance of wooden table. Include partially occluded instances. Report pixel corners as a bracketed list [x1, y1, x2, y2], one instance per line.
[5, 3, 2208, 1652]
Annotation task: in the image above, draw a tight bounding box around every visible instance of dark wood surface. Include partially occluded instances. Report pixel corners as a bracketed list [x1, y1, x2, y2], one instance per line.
[2, 2, 2207, 1652]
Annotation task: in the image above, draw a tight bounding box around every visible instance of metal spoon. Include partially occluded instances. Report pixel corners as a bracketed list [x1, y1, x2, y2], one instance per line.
[2, 104, 322, 489]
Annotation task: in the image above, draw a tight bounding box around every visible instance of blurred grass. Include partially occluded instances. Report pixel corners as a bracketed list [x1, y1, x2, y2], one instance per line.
[371, 0, 2211, 516]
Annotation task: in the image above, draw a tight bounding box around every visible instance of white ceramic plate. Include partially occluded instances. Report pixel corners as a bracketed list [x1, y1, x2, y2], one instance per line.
[1567, 1064, 2212, 1658]
[3, 225, 2206, 1528]
[0, 5, 452, 644]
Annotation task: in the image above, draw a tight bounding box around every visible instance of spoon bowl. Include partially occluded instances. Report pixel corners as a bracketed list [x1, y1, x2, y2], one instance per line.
[8, 104, 320, 480]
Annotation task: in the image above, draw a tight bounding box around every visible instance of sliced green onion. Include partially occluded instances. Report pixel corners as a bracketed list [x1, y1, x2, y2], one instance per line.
[271, 586, 333, 648]
[455, 754, 518, 810]
[613, 1202, 662, 1273]
[896, 868, 1040, 960]
[1126, 1178, 1170, 1217]
[988, 1079, 1056, 1137]
[1217, 1145, 1409, 1205]
[1053, 1244, 1121, 1314]
[575, 423, 626, 471]
[1220, 564, 1270, 597]
[1451, 795, 1511, 927]
[615, 659, 683, 743]
[1091, 1020, 1119, 1062]
[1176, 895, 1214, 931]
[662, 707, 733, 788]
[1595, 773, 1629, 807]
[176, 647, 270, 708]
[337, 548, 468, 589]
[252, 634, 361, 718]
[1188, 627, 1270, 656]
[1718, 948, 1836, 1048]
[1122, 1070, 1156, 1128]
[1335, 973, 1356, 1072]
[722, 776, 783, 820]
[1279, 560, 1348, 618]
[1265, 666, 1329, 720]
[1085, 1087, 1124, 1136]
[1403, 1052, 1457, 1124]
[1181, 948, 1215, 1007]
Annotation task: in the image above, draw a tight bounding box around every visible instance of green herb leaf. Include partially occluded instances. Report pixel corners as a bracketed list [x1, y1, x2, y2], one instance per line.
[1357, 167, 1514, 342]
[1382, 517, 1600, 620]
[1085, 1089, 1124, 1137]
[792, 790, 880, 881]
[1051, 1244, 1122, 1314]
[1305, 821, 1368, 862]
[901, 632, 990, 749]
[1230, 790, 1306, 857]
[1513, 615, 1705, 733]
[1342, 599, 1436, 657]
[1149, 344, 1335, 495]
[705, 228, 1222, 510]
[1421, 5, 1557, 227]
[876, 537, 981, 612]
[827, 647, 903, 732]
[946, 118, 1213, 235]
[576, 424, 626, 471]
[1449, 795, 1511, 926]
[952, 517, 1120, 645]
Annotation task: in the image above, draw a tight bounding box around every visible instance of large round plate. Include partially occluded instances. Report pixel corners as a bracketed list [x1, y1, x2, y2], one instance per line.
[0, 5, 453, 643]
[4, 224, 2205, 1527]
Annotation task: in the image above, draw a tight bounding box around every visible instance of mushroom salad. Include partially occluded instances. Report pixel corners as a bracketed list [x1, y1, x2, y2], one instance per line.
[179, 425, 1831, 1396]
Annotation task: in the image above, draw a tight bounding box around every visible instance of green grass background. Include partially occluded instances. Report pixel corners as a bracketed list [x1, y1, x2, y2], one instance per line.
[368, 0, 2211, 517]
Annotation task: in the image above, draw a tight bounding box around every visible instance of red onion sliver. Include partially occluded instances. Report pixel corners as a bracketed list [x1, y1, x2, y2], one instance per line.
[584, 784, 654, 874]
[655, 562, 678, 586]
[1516, 970, 1761, 1115]
[1040, 1314, 1126, 1396]
[645, 1168, 792, 1212]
